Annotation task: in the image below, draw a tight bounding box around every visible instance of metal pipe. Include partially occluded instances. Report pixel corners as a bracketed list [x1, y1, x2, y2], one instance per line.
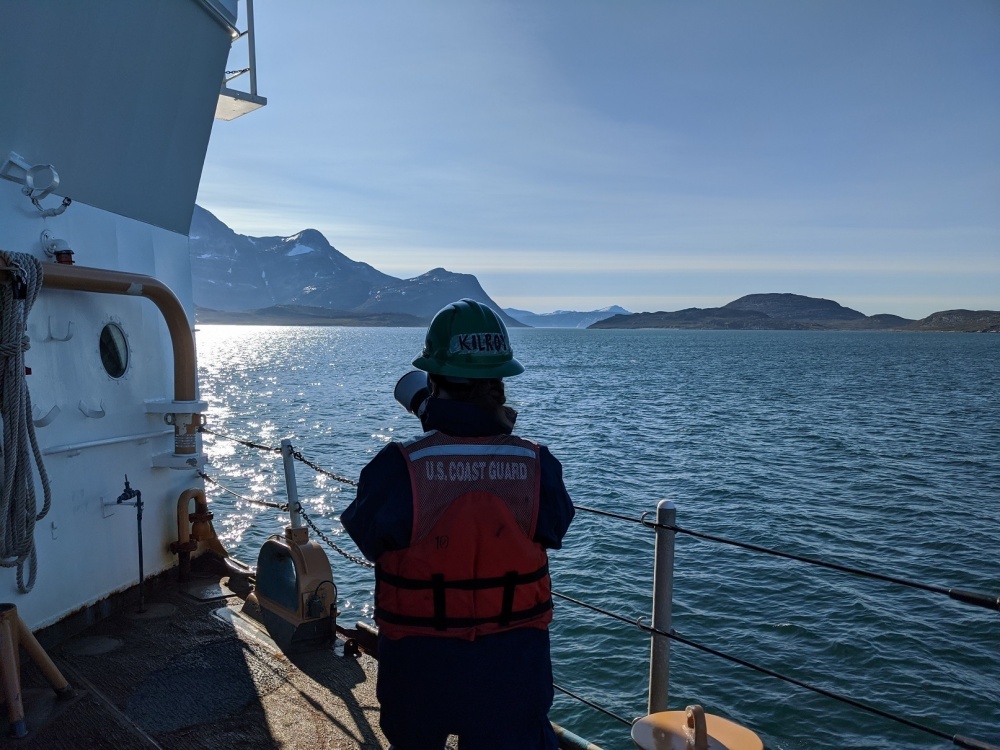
[648, 499, 676, 714]
[552, 722, 604, 750]
[42, 428, 174, 455]
[247, 0, 258, 96]
[40, 263, 200, 455]
[171, 487, 230, 579]
[111, 478, 145, 612]
[41, 264, 195, 400]
[135, 491, 144, 612]
[281, 439, 302, 528]
[173, 488, 200, 579]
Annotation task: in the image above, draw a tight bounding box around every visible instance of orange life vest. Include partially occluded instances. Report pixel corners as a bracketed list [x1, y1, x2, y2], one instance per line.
[375, 431, 552, 641]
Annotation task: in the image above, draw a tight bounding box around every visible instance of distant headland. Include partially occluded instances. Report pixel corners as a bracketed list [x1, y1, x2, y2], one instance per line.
[588, 294, 1000, 333]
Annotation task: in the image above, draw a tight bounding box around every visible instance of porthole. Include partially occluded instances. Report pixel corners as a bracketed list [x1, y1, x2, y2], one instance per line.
[99, 323, 129, 379]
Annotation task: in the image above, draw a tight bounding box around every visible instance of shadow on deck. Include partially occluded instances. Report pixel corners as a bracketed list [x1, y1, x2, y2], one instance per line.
[5, 561, 387, 749]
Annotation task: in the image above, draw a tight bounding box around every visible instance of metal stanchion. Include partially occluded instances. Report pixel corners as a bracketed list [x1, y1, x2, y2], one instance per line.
[280, 438, 302, 528]
[648, 499, 675, 714]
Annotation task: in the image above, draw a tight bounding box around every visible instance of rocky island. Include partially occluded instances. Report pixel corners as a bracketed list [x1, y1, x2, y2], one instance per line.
[589, 294, 1000, 332]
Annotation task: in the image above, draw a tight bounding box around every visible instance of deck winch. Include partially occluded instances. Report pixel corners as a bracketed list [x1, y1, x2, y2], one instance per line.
[247, 526, 337, 651]
[244, 439, 337, 652]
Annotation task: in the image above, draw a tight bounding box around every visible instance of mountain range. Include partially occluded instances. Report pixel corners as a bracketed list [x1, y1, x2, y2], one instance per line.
[190, 207, 999, 332]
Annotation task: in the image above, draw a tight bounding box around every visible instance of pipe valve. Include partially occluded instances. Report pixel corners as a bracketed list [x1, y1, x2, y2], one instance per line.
[116, 475, 141, 507]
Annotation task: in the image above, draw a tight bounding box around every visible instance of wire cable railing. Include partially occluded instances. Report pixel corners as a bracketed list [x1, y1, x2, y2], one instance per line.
[574, 504, 1000, 613]
[551, 591, 996, 750]
[553, 683, 633, 727]
[198, 425, 1000, 750]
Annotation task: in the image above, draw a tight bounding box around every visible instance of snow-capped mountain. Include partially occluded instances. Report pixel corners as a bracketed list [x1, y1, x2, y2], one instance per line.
[189, 205, 521, 325]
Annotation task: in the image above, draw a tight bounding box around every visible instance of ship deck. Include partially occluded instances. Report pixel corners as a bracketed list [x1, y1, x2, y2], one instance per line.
[6, 561, 404, 749]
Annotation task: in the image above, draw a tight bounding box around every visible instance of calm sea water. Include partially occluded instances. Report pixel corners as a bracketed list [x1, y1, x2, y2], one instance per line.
[196, 326, 1000, 750]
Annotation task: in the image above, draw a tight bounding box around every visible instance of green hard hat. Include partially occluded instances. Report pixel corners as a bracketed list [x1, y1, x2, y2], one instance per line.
[413, 299, 524, 378]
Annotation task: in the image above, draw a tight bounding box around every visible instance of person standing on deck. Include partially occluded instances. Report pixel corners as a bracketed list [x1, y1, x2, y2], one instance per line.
[342, 298, 575, 750]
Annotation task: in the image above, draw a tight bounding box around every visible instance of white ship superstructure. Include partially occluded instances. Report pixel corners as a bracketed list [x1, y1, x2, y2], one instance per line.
[0, 0, 262, 630]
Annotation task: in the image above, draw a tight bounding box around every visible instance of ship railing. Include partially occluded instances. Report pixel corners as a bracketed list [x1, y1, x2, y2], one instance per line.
[198, 426, 1000, 750]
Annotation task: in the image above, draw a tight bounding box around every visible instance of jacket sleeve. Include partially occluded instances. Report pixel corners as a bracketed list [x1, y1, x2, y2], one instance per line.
[534, 445, 575, 549]
[341, 443, 414, 561]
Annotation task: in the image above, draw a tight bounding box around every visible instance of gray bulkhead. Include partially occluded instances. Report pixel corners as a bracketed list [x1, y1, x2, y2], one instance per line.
[0, 0, 239, 628]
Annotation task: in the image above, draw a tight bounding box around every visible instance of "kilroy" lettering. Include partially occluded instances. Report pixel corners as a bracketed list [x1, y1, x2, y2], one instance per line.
[449, 332, 510, 355]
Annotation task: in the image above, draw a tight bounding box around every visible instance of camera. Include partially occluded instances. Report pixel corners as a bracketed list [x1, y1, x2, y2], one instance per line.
[394, 371, 429, 415]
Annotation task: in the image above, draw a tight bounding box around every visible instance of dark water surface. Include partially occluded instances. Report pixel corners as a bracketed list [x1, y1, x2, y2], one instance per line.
[197, 326, 1000, 750]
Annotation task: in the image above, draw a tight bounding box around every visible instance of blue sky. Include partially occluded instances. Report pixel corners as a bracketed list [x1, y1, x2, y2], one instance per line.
[197, 1, 999, 318]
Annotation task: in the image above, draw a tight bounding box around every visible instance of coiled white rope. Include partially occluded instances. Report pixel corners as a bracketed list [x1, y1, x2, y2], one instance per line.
[0, 250, 50, 592]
